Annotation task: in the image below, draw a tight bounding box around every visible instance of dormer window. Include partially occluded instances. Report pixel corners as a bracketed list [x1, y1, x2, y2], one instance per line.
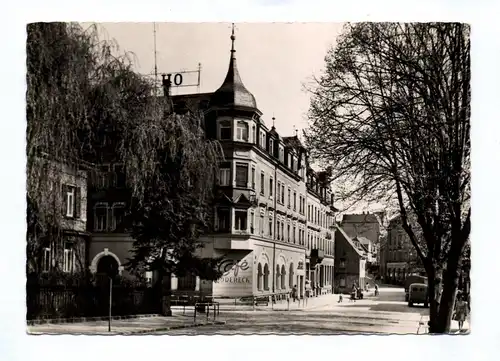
[269, 138, 274, 156]
[219, 120, 231, 140]
[279, 146, 284, 162]
[260, 131, 266, 149]
[236, 121, 249, 141]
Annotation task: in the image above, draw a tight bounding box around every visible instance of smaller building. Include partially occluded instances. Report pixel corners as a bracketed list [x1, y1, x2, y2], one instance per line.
[384, 215, 424, 285]
[334, 226, 366, 293]
[28, 156, 91, 277]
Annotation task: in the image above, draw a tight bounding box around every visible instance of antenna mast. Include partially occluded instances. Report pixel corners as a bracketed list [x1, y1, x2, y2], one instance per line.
[153, 22, 158, 96]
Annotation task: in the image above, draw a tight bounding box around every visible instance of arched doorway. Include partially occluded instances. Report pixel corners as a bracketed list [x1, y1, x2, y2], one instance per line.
[97, 255, 119, 276]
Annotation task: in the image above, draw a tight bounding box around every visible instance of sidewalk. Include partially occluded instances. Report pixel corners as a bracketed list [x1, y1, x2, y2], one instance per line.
[417, 315, 471, 335]
[27, 315, 225, 335]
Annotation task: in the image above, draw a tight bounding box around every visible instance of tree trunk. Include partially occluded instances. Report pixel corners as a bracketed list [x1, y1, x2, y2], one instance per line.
[426, 266, 442, 333]
[433, 254, 461, 333]
[154, 270, 172, 316]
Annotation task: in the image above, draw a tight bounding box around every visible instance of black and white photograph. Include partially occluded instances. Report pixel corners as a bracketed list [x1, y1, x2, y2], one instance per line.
[23, 20, 472, 336]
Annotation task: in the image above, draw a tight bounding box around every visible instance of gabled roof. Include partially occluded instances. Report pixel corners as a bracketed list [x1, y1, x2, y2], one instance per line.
[342, 213, 379, 224]
[355, 236, 372, 246]
[335, 225, 365, 257]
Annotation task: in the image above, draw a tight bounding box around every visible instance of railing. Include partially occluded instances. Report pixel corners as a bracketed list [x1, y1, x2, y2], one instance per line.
[169, 291, 311, 323]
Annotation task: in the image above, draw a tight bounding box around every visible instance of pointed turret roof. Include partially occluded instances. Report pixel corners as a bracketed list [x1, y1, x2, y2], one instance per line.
[211, 24, 258, 110]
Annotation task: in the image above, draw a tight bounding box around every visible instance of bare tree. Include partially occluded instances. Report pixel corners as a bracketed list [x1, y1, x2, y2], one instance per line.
[305, 23, 470, 333]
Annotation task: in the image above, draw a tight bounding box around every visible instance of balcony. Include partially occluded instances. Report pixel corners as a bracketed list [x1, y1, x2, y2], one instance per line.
[214, 236, 252, 250]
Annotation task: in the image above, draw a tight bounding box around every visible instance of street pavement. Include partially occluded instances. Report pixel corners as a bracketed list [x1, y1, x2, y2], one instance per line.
[151, 287, 434, 335]
[27, 286, 470, 335]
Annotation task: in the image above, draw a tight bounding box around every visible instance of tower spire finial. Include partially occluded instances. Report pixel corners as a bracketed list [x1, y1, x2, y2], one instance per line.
[231, 23, 236, 54]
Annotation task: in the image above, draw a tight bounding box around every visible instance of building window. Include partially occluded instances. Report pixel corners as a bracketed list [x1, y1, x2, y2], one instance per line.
[269, 138, 274, 155]
[260, 214, 264, 235]
[277, 220, 281, 239]
[251, 166, 256, 189]
[287, 188, 291, 208]
[287, 224, 291, 242]
[260, 132, 266, 149]
[65, 186, 75, 217]
[236, 121, 249, 141]
[63, 241, 74, 273]
[219, 167, 230, 186]
[252, 125, 256, 144]
[293, 225, 296, 243]
[263, 264, 270, 290]
[219, 121, 231, 140]
[42, 248, 51, 272]
[339, 258, 346, 268]
[235, 163, 248, 187]
[293, 191, 297, 211]
[289, 263, 294, 288]
[281, 223, 284, 241]
[281, 265, 286, 289]
[268, 217, 273, 237]
[112, 203, 126, 231]
[145, 271, 153, 285]
[279, 147, 284, 162]
[94, 203, 108, 231]
[277, 181, 281, 202]
[260, 172, 265, 195]
[257, 263, 263, 291]
[340, 277, 346, 287]
[269, 177, 273, 197]
[235, 210, 248, 231]
[217, 208, 230, 232]
[281, 184, 285, 204]
[250, 210, 255, 234]
[114, 164, 126, 188]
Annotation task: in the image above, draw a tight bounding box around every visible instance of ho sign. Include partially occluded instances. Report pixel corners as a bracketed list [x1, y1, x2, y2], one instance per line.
[165, 73, 183, 86]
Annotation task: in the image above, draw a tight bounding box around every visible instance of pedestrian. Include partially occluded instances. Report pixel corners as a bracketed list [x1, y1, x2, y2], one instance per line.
[374, 284, 379, 296]
[292, 285, 298, 302]
[350, 284, 357, 302]
[453, 293, 469, 332]
[316, 282, 320, 297]
[338, 293, 343, 303]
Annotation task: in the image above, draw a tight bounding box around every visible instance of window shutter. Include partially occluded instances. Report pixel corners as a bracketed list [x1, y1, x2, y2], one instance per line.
[61, 185, 67, 216]
[75, 187, 81, 219]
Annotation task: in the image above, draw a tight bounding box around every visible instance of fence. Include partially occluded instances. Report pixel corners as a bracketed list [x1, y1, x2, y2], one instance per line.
[26, 284, 159, 320]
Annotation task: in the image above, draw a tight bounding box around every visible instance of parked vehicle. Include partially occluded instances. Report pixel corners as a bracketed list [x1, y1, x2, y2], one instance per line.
[408, 283, 429, 307]
[404, 275, 428, 301]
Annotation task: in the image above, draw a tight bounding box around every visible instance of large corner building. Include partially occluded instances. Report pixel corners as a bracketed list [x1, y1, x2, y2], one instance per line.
[87, 28, 338, 300]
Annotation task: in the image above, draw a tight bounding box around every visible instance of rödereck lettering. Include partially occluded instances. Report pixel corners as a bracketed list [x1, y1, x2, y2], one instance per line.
[216, 276, 250, 284]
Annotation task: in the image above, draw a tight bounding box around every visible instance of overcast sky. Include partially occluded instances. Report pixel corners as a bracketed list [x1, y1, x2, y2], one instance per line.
[90, 22, 383, 214]
[92, 22, 344, 138]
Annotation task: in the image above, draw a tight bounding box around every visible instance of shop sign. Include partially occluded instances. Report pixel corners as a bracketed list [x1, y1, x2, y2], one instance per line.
[213, 252, 253, 297]
[217, 257, 251, 284]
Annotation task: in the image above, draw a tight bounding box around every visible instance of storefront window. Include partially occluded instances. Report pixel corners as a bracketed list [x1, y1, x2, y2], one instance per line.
[281, 265, 286, 289]
[264, 264, 270, 290]
[257, 263, 263, 291]
[276, 265, 281, 290]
